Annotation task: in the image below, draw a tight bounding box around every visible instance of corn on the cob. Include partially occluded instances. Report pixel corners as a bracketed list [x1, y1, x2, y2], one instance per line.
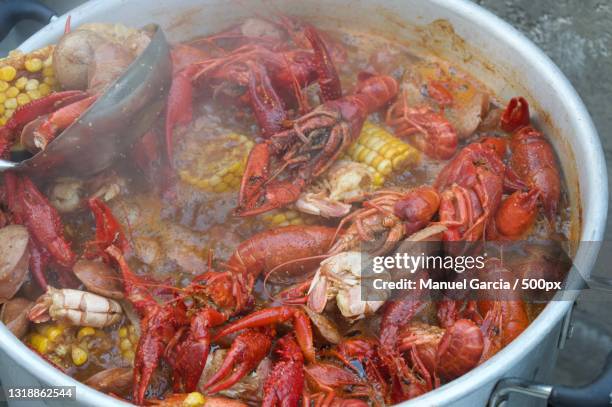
[346, 122, 420, 186]
[178, 132, 254, 193]
[0, 46, 57, 126]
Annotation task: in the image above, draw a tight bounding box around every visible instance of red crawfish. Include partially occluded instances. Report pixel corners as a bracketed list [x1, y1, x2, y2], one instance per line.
[386, 86, 458, 160]
[236, 73, 399, 216]
[2, 173, 76, 288]
[502, 97, 561, 224]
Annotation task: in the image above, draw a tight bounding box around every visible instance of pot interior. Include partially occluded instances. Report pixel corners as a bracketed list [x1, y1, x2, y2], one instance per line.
[8, 0, 605, 405]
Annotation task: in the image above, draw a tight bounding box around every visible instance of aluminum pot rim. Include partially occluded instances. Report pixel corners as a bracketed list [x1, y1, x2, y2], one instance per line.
[0, 0, 607, 405]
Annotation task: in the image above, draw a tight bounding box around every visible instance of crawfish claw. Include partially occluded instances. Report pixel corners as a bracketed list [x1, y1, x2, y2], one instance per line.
[205, 329, 272, 394]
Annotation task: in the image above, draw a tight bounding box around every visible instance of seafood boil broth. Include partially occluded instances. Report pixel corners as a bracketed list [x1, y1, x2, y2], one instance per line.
[0, 16, 570, 406]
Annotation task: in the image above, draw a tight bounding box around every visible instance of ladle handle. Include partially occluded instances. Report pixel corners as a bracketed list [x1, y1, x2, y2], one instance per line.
[0, 0, 56, 42]
[0, 159, 18, 172]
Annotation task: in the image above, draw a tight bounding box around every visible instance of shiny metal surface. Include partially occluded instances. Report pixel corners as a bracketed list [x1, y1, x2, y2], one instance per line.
[0, 24, 171, 178]
[0, 0, 606, 406]
[489, 378, 553, 407]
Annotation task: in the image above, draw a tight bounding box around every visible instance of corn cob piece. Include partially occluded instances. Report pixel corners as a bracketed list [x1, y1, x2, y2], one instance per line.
[262, 208, 315, 227]
[346, 122, 421, 186]
[178, 133, 254, 193]
[0, 46, 57, 127]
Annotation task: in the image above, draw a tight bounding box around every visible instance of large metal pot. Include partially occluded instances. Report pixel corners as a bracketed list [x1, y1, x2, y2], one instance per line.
[0, 0, 607, 406]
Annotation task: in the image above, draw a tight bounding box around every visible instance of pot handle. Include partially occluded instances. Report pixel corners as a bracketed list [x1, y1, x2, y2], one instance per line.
[0, 0, 56, 43]
[489, 350, 612, 406]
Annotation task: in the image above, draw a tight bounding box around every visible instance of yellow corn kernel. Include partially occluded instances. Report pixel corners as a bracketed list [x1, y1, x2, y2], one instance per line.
[370, 156, 384, 170]
[383, 147, 399, 160]
[119, 338, 132, 351]
[212, 182, 228, 193]
[368, 138, 386, 151]
[183, 392, 206, 407]
[43, 76, 56, 86]
[14, 77, 27, 90]
[0, 117, 7, 126]
[378, 144, 392, 157]
[363, 150, 378, 165]
[39, 83, 51, 96]
[0, 81, 8, 92]
[4, 109, 14, 118]
[25, 79, 39, 91]
[0, 105, 4, 115]
[5, 98, 17, 110]
[354, 148, 368, 163]
[77, 327, 96, 340]
[272, 213, 286, 225]
[373, 173, 385, 186]
[123, 350, 135, 362]
[46, 326, 64, 342]
[30, 334, 49, 354]
[16, 93, 30, 106]
[0, 66, 17, 82]
[222, 173, 234, 184]
[207, 175, 221, 187]
[42, 66, 54, 77]
[6, 87, 19, 98]
[25, 58, 43, 73]
[27, 89, 42, 100]
[118, 327, 128, 338]
[71, 346, 88, 366]
[377, 159, 393, 176]
[0, 94, 5, 105]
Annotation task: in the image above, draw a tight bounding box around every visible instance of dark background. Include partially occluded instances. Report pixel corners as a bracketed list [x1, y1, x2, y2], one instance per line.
[0, 0, 610, 403]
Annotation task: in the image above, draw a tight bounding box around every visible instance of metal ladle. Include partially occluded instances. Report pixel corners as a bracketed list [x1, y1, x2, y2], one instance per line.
[0, 24, 171, 177]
